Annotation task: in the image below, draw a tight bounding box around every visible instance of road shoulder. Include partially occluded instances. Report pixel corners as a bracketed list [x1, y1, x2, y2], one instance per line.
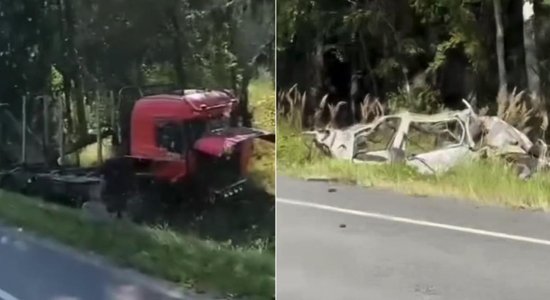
[277, 175, 550, 242]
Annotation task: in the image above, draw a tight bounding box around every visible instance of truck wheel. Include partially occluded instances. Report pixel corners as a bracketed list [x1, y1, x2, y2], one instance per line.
[82, 201, 113, 223]
[126, 194, 145, 223]
[0, 174, 12, 189]
[126, 192, 159, 223]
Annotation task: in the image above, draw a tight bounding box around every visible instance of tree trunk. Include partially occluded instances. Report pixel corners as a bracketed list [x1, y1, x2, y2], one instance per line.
[359, 33, 378, 97]
[522, 0, 541, 102]
[312, 39, 324, 100]
[225, 4, 239, 126]
[59, 0, 87, 139]
[134, 57, 145, 86]
[61, 72, 73, 135]
[73, 78, 87, 140]
[238, 72, 253, 128]
[169, 10, 186, 88]
[493, 0, 508, 95]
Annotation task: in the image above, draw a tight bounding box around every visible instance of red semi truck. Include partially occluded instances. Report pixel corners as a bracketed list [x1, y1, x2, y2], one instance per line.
[0, 89, 274, 222]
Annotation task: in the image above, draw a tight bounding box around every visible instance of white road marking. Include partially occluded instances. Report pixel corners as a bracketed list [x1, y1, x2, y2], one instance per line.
[0, 288, 19, 300]
[277, 197, 550, 247]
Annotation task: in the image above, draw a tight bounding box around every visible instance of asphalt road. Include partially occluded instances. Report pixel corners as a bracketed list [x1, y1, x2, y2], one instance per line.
[276, 176, 550, 300]
[0, 225, 215, 300]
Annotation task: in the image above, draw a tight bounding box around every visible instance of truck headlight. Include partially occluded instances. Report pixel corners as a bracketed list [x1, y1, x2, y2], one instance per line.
[224, 147, 234, 157]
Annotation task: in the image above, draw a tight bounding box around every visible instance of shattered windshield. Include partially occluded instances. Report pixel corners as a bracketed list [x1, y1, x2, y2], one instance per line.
[356, 118, 401, 153]
[207, 117, 230, 133]
[404, 120, 464, 155]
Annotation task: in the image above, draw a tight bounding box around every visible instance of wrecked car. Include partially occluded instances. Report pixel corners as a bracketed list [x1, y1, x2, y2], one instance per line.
[306, 101, 549, 178]
[306, 108, 476, 174]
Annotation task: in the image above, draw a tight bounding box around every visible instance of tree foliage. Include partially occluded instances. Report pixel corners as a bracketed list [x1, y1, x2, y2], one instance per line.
[0, 0, 274, 140]
[278, 0, 550, 112]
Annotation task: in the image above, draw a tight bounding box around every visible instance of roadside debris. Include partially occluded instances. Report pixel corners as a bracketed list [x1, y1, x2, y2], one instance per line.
[305, 99, 550, 179]
[305, 177, 335, 182]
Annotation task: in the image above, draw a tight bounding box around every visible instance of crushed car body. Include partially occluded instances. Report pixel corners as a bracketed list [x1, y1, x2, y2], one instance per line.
[306, 101, 549, 177]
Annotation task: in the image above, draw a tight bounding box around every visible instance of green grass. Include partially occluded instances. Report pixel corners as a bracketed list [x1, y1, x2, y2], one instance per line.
[278, 121, 550, 210]
[0, 190, 274, 299]
[248, 75, 276, 193]
[249, 74, 275, 132]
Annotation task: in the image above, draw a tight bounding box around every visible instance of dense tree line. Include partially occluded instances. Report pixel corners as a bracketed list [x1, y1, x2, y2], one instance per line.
[0, 0, 274, 145]
[277, 0, 550, 114]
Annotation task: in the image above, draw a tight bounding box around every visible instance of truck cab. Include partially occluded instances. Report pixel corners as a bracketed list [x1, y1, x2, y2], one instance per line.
[103, 89, 273, 211]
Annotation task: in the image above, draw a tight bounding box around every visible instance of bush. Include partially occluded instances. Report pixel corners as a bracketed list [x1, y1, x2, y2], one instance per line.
[387, 86, 443, 114]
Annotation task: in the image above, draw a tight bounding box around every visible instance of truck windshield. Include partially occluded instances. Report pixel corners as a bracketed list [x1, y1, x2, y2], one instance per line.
[156, 122, 185, 153]
[207, 117, 229, 133]
[157, 117, 230, 154]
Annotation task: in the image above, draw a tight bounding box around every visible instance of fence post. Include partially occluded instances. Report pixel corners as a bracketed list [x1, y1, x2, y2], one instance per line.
[96, 90, 103, 164]
[0, 103, 6, 147]
[110, 90, 115, 132]
[43, 96, 49, 149]
[21, 95, 27, 164]
[39, 95, 51, 166]
[58, 94, 65, 166]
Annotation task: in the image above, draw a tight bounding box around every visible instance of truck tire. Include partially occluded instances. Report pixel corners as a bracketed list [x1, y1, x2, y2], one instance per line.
[82, 201, 112, 223]
[126, 191, 159, 223]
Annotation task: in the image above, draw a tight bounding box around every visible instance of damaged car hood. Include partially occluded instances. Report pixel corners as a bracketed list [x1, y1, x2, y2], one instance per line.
[194, 127, 275, 157]
[479, 116, 533, 154]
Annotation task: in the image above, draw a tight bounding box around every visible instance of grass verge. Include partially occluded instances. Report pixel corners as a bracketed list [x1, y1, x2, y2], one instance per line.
[248, 75, 275, 193]
[278, 121, 550, 210]
[0, 190, 274, 299]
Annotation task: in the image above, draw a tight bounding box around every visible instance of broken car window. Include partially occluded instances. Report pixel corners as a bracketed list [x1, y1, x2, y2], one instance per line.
[360, 118, 401, 152]
[404, 120, 464, 156]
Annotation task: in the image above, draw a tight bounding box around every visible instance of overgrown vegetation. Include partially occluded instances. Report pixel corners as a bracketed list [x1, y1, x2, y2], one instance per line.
[0, 190, 274, 299]
[277, 0, 550, 123]
[249, 72, 276, 192]
[496, 87, 549, 140]
[0, 0, 274, 148]
[387, 86, 443, 114]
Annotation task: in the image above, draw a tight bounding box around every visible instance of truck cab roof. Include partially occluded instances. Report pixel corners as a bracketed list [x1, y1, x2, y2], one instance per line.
[134, 89, 237, 121]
